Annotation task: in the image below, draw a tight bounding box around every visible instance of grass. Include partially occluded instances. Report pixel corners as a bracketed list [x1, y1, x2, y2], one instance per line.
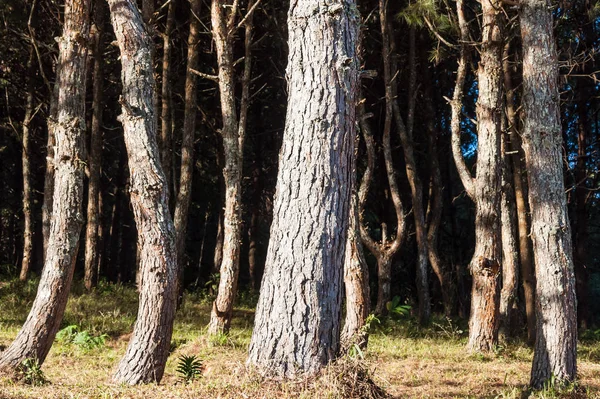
[0, 279, 599, 398]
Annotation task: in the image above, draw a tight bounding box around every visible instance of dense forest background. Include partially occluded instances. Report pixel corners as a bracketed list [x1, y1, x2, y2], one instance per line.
[1, 0, 600, 338]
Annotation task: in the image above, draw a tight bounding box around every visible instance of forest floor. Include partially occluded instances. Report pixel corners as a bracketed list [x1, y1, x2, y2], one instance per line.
[0, 279, 599, 399]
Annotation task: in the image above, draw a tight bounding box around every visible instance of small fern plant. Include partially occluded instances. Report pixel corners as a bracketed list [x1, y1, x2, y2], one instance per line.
[20, 358, 47, 386]
[176, 354, 203, 383]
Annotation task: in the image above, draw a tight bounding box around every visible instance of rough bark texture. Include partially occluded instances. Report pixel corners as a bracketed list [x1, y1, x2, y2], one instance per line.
[520, 0, 578, 388]
[84, 0, 106, 291]
[499, 126, 519, 339]
[0, 0, 90, 371]
[19, 46, 35, 281]
[341, 126, 369, 350]
[247, 0, 358, 378]
[108, 0, 178, 384]
[174, 0, 201, 302]
[503, 40, 536, 344]
[208, 0, 246, 335]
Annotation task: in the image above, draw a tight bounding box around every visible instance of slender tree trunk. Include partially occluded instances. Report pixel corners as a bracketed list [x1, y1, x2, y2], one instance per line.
[574, 89, 590, 329]
[159, 0, 175, 200]
[19, 46, 35, 281]
[519, 0, 577, 388]
[0, 0, 90, 372]
[174, 0, 202, 303]
[108, 0, 178, 384]
[391, 25, 430, 324]
[247, 0, 359, 378]
[84, 0, 106, 291]
[421, 45, 455, 316]
[208, 0, 255, 335]
[213, 209, 224, 274]
[341, 127, 370, 349]
[247, 160, 261, 291]
[499, 125, 519, 340]
[503, 39, 536, 345]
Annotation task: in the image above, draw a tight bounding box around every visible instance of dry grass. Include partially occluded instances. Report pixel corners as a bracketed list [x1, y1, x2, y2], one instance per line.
[0, 281, 599, 398]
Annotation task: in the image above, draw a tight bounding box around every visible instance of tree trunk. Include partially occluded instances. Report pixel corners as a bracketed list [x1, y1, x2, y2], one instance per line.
[503, 38, 536, 345]
[421, 44, 455, 317]
[247, 0, 358, 378]
[108, 0, 178, 384]
[574, 88, 590, 329]
[391, 25, 430, 325]
[519, 0, 578, 388]
[0, 0, 90, 372]
[455, 0, 503, 353]
[159, 0, 175, 201]
[208, 0, 255, 335]
[247, 160, 261, 291]
[174, 0, 202, 303]
[341, 182, 370, 350]
[499, 125, 519, 340]
[19, 46, 35, 281]
[84, 0, 106, 291]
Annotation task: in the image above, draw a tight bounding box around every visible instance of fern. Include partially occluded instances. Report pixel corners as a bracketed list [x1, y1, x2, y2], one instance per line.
[176, 354, 203, 383]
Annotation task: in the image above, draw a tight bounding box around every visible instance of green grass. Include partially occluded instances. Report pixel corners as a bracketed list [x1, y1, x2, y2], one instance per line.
[0, 279, 599, 398]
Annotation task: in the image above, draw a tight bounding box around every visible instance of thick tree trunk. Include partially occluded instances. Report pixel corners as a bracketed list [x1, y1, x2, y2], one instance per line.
[19, 46, 35, 281]
[84, 0, 106, 291]
[247, 0, 358, 378]
[519, 0, 578, 388]
[174, 0, 202, 303]
[159, 0, 175, 200]
[499, 127, 519, 340]
[0, 0, 90, 372]
[503, 40, 536, 344]
[466, 0, 503, 352]
[108, 0, 178, 384]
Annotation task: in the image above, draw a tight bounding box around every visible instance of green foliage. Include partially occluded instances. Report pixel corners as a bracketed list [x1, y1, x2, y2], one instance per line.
[205, 273, 220, 295]
[55, 325, 107, 351]
[209, 331, 229, 347]
[432, 316, 465, 340]
[386, 296, 411, 318]
[176, 354, 203, 383]
[20, 358, 47, 386]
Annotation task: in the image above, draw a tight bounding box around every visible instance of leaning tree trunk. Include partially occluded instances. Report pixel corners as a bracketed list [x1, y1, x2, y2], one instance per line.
[520, 0, 578, 388]
[19, 46, 35, 281]
[247, 0, 359, 378]
[174, 0, 202, 303]
[0, 0, 90, 372]
[84, 0, 106, 291]
[108, 0, 178, 384]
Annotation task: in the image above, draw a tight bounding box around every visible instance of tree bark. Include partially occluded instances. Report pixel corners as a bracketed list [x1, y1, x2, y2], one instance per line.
[108, 0, 178, 384]
[499, 123, 519, 340]
[503, 39, 536, 344]
[341, 120, 370, 350]
[208, 0, 255, 335]
[519, 0, 578, 388]
[159, 0, 175, 201]
[391, 25, 430, 324]
[247, 0, 359, 378]
[19, 46, 35, 281]
[0, 0, 90, 372]
[174, 0, 202, 304]
[84, 0, 106, 291]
